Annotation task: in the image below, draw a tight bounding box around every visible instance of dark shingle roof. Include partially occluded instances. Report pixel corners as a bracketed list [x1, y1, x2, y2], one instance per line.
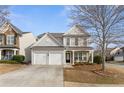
[22, 32, 30, 34]
[65, 46, 93, 50]
[9, 22, 23, 35]
[0, 21, 27, 35]
[50, 33, 64, 37]
[37, 33, 46, 39]
[37, 33, 64, 44]
[37, 33, 64, 39]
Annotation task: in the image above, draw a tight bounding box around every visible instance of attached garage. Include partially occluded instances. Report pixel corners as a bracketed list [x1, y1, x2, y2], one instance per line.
[31, 33, 64, 65]
[32, 50, 64, 65]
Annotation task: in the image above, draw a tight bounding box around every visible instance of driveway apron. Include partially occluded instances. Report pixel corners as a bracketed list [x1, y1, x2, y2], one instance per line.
[0, 65, 63, 87]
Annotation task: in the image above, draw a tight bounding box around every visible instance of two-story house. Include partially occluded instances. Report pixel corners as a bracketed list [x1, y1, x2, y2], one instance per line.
[0, 21, 36, 62]
[31, 25, 94, 65]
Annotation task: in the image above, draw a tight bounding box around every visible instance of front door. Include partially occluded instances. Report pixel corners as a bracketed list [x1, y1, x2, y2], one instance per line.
[66, 52, 71, 63]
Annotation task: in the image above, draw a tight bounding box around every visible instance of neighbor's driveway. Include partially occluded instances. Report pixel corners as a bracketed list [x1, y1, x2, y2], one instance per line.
[0, 65, 63, 87]
[106, 63, 124, 67]
[106, 63, 124, 73]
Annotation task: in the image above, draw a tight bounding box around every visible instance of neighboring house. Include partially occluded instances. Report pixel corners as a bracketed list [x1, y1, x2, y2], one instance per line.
[94, 48, 115, 61]
[31, 25, 94, 65]
[110, 47, 124, 61]
[0, 21, 36, 62]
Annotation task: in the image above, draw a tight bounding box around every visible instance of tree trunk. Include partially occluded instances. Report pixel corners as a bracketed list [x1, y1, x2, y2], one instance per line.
[101, 49, 106, 71]
[123, 49, 124, 62]
[102, 32, 106, 71]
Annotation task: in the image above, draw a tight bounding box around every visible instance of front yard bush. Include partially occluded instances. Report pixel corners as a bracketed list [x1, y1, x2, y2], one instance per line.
[74, 62, 94, 65]
[0, 60, 19, 64]
[12, 55, 25, 63]
[94, 55, 102, 64]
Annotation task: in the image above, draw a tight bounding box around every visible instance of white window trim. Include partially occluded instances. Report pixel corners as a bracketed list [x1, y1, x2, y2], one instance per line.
[7, 35, 15, 45]
[75, 37, 78, 46]
[66, 37, 70, 46]
[0, 35, 3, 45]
[75, 52, 87, 62]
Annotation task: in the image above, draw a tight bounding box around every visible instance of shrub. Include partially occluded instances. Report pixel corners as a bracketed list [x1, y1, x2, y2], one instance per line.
[74, 62, 83, 65]
[12, 55, 25, 63]
[74, 62, 94, 65]
[0, 60, 19, 64]
[94, 55, 102, 64]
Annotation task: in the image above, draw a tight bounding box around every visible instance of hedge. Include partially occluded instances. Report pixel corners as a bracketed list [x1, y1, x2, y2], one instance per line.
[74, 62, 93, 65]
[93, 55, 102, 64]
[0, 60, 19, 64]
[12, 55, 25, 63]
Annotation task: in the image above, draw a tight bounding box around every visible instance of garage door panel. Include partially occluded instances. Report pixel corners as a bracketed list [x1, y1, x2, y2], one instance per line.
[34, 52, 47, 64]
[49, 51, 63, 65]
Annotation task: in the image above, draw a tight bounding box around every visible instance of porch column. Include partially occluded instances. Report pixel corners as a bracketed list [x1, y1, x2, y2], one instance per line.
[86, 52, 89, 62]
[14, 50, 16, 55]
[72, 50, 75, 65]
[63, 50, 66, 65]
[91, 50, 94, 63]
[0, 50, 2, 60]
[88, 51, 90, 62]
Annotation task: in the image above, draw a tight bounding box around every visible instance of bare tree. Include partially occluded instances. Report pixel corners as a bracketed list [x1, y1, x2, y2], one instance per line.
[68, 5, 124, 71]
[0, 6, 10, 25]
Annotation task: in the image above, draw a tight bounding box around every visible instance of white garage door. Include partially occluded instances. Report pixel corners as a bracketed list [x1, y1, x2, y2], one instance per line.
[114, 56, 123, 61]
[33, 51, 63, 65]
[49, 51, 63, 65]
[34, 52, 47, 64]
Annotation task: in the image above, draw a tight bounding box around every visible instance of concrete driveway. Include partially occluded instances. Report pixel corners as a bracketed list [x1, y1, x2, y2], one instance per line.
[0, 65, 63, 87]
[106, 63, 124, 68]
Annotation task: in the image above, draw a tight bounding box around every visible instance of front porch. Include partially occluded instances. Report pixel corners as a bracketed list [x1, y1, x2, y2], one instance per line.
[0, 48, 19, 60]
[65, 50, 93, 65]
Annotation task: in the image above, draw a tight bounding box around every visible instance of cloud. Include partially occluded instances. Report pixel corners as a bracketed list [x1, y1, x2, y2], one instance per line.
[59, 6, 74, 26]
[8, 11, 26, 19]
[59, 6, 71, 17]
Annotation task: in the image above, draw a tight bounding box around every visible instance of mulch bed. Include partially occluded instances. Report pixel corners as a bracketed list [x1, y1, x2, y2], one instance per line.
[92, 70, 114, 77]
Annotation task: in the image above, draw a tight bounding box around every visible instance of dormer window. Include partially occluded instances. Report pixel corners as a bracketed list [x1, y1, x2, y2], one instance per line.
[7, 35, 15, 45]
[66, 37, 70, 46]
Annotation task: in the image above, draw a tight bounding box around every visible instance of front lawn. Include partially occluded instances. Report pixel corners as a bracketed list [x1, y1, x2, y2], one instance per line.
[64, 64, 124, 84]
[0, 64, 26, 74]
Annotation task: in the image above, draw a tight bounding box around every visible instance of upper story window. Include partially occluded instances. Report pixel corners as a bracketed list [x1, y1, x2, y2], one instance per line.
[66, 37, 70, 46]
[75, 38, 78, 46]
[0, 35, 3, 45]
[7, 35, 15, 45]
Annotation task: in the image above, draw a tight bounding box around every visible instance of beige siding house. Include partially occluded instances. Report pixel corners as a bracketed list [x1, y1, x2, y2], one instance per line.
[0, 21, 36, 62]
[31, 25, 94, 65]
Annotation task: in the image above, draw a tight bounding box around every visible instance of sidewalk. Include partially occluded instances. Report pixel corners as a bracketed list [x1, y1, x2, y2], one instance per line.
[64, 81, 124, 87]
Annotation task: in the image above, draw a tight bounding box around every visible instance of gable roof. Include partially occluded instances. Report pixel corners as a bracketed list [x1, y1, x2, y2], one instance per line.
[110, 47, 121, 55]
[64, 25, 90, 36]
[31, 33, 63, 47]
[37, 32, 64, 44]
[111, 47, 124, 55]
[0, 21, 23, 35]
[37, 33, 64, 39]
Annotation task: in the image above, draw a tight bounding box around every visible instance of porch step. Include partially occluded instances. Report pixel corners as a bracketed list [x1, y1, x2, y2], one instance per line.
[64, 65, 74, 68]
